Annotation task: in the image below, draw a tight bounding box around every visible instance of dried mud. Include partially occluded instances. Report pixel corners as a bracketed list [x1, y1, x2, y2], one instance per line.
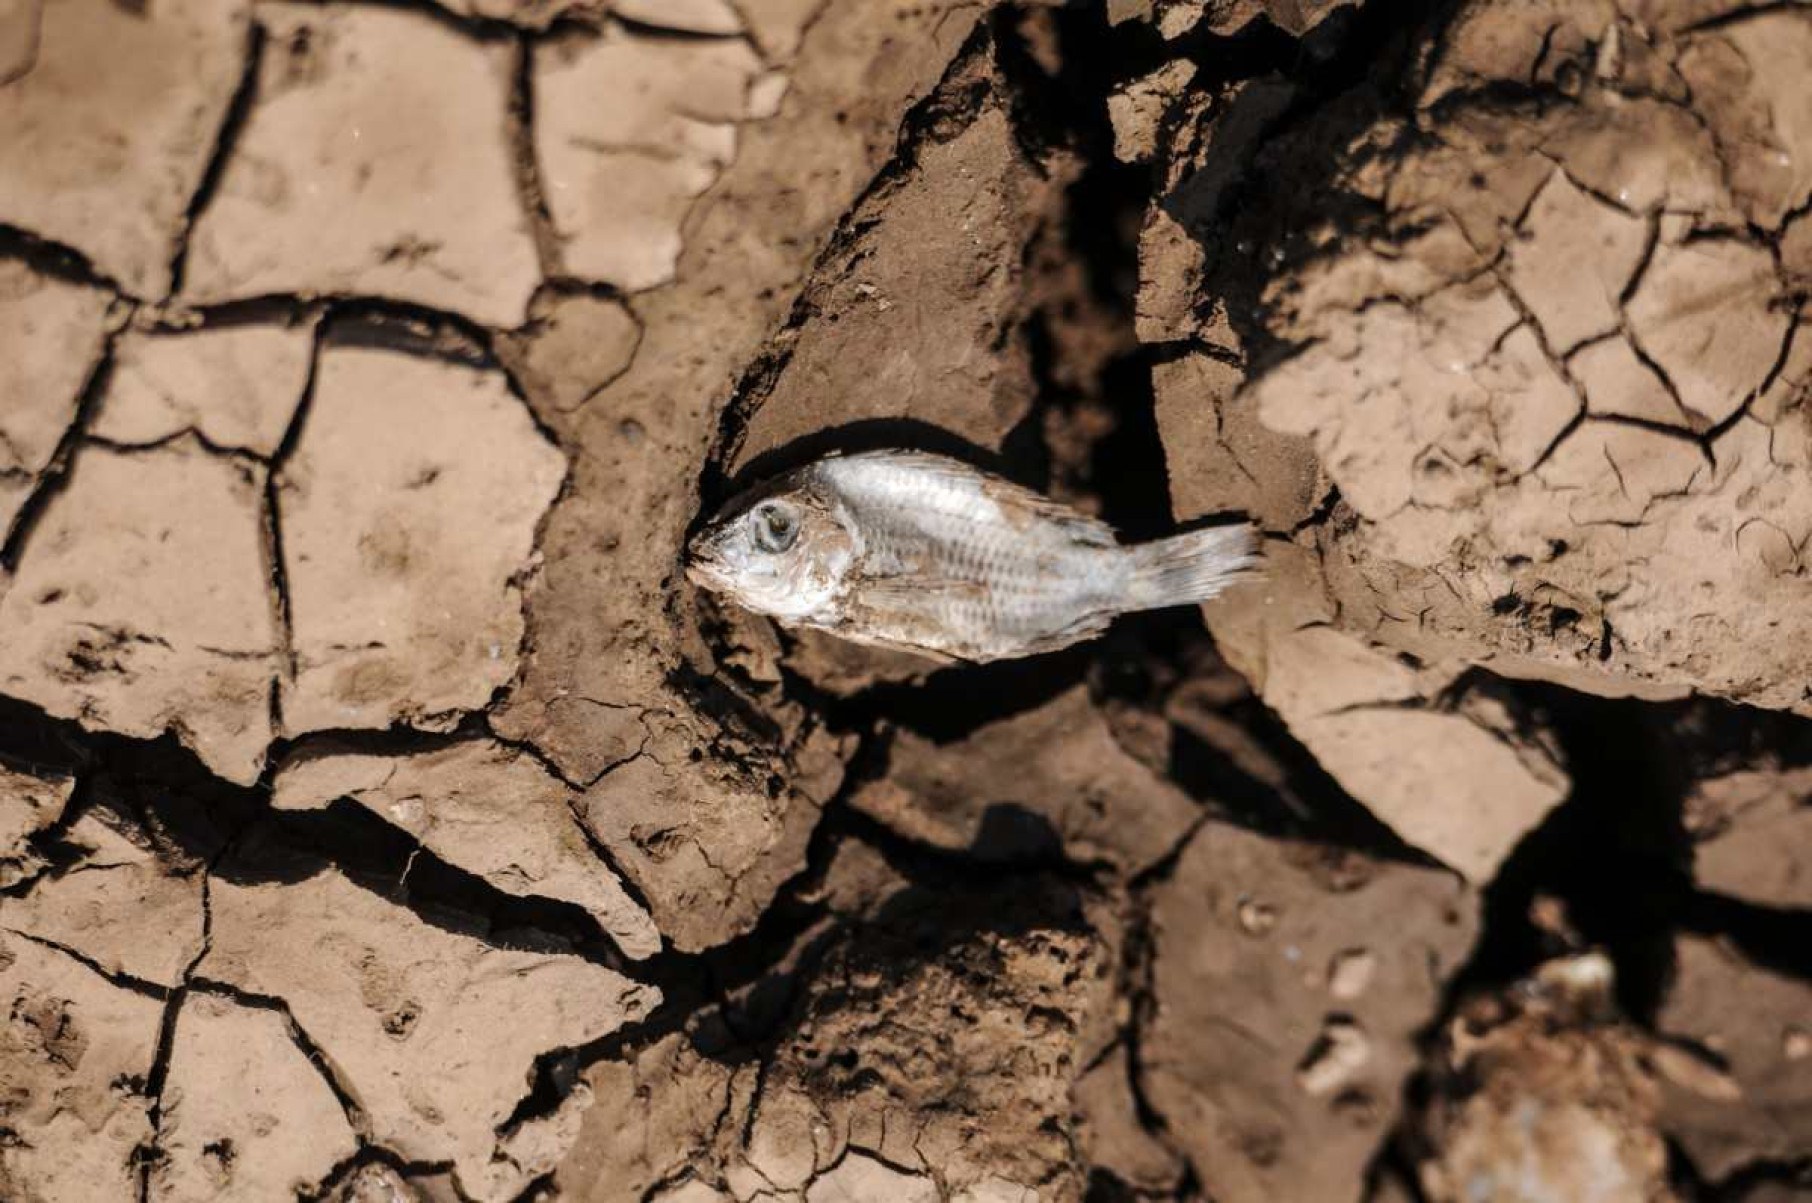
[1, 1, 1809, 1201]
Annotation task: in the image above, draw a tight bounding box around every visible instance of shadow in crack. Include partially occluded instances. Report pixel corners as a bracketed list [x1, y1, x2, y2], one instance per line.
[0, 693, 644, 972]
[722, 810, 1095, 1047]
[1445, 686, 1695, 1023]
[1439, 684, 1812, 1027]
[1681, 893, 1812, 987]
[1154, 0, 1460, 367]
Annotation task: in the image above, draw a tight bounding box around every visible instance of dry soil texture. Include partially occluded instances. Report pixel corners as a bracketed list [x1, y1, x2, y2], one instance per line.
[1, 0, 1809, 1201]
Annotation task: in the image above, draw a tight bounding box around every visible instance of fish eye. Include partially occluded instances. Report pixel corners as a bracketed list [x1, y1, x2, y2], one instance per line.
[750, 501, 799, 554]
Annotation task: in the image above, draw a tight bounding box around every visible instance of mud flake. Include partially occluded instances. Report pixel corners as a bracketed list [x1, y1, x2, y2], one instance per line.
[493, 289, 642, 417]
[1255, 291, 1517, 523]
[769, 869, 1110, 1197]
[1261, 628, 1567, 882]
[273, 740, 661, 959]
[278, 346, 564, 735]
[5, 809, 206, 987]
[1477, 324, 1584, 473]
[1142, 820, 1475, 1203]
[615, 0, 743, 35]
[201, 864, 659, 1201]
[732, 102, 1061, 468]
[184, 4, 540, 327]
[0, 758, 73, 888]
[0, 0, 247, 297]
[0, 930, 162, 1202]
[534, 27, 761, 291]
[1679, 11, 1812, 228]
[806, 1153, 938, 1203]
[1295, 700, 1573, 881]
[578, 718, 849, 951]
[744, 1086, 823, 1191]
[1659, 935, 1812, 1180]
[1546, 97, 1731, 218]
[1108, 59, 1196, 164]
[0, 443, 278, 783]
[1503, 169, 1649, 355]
[1572, 334, 1697, 428]
[1135, 206, 1210, 345]
[0, 260, 114, 534]
[1624, 236, 1787, 429]
[95, 321, 315, 457]
[1075, 1044, 1185, 1194]
[850, 686, 1198, 873]
[556, 1034, 737, 1203]
[1153, 349, 1322, 529]
[150, 992, 360, 1201]
[1424, 0, 1615, 104]
[1198, 1, 1812, 711]
[1687, 766, 1812, 910]
[1536, 420, 1704, 525]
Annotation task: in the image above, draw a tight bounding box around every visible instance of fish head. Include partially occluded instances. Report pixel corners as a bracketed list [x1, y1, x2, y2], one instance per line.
[685, 479, 858, 623]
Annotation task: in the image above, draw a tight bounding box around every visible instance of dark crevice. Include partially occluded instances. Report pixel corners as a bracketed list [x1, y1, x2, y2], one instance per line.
[1, 926, 169, 1001]
[280, 0, 523, 43]
[167, 20, 265, 298]
[1, 315, 127, 572]
[136, 876, 216, 1203]
[0, 221, 129, 297]
[508, 34, 563, 279]
[1445, 686, 1696, 1025]
[318, 296, 496, 364]
[1679, 892, 1812, 986]
[186, 974, 373, 1137]
[262, 309, 324, 703]
[0, 694, 654, 974]
[299, 1145, 466, 1203]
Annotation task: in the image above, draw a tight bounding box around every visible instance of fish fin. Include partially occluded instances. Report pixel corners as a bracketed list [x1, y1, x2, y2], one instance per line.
[1009, 610, 1118, 659]
[1123, 524, 1260, 610]
[832, 449, 1118, 547]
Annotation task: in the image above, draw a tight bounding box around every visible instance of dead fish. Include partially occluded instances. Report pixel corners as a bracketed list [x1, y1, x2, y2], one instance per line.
[685, 449, 1258, 662]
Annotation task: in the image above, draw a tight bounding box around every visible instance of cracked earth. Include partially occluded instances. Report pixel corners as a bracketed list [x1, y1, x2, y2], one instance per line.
[1, 0, 1809, 1200]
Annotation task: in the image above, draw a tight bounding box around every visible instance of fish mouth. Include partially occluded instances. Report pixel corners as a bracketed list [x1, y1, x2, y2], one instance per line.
[682, 546, 727, 592]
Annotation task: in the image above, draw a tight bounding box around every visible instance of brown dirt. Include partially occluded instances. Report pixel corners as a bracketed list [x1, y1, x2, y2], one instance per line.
[1, 1, 1809, 1201]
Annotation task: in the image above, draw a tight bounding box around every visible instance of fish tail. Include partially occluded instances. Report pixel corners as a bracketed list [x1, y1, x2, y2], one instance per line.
[1122, 524, 1260, 610]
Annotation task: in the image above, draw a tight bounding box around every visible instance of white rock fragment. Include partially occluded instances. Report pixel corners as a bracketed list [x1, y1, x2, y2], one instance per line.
[1296, 1018, 1372, 1097]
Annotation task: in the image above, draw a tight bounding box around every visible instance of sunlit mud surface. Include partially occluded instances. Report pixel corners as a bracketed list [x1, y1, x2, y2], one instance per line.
[1, 1, 1808, 1200]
